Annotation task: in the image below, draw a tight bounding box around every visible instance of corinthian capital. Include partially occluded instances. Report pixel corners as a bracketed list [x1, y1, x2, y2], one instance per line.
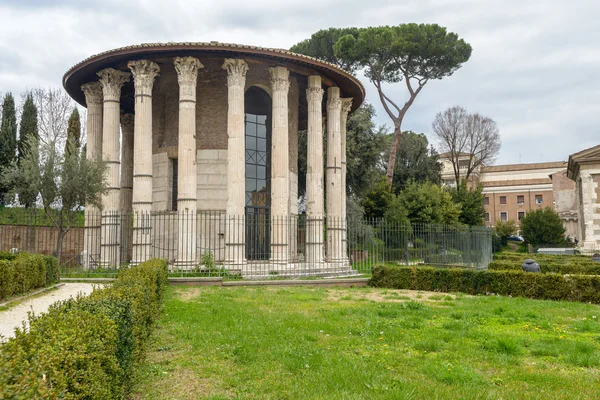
[81, 82, 103, 106]
[97, 68, 130, 101]
[306, 87, 324, 103]
[222, 59, 248, 87]
[269, 67, 290, 92]
[341, 98, 353, 115]
[128, 60, 160, 93]
[173, 57, 203, 86]
[120, 113, 135, 134]
[327, 97, 342, 111]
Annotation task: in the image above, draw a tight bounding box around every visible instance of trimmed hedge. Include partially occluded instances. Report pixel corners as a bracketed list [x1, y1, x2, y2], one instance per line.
[0, 258, 168, 399]
[369, 265, 600, 304]
[488, 260, 600, 275]
[0, 253, 59, 301]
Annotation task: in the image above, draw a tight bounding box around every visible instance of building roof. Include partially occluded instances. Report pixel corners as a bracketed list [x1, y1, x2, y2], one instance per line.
[62, 41, 365, 113]
[567, 144, 600, 180]
[481, 161, 566, 173]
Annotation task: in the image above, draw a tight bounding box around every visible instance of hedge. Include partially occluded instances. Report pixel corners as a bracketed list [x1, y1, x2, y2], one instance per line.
[0, 258, 168, 399]
[493, 253, 591, 263]
[0, 253, 59, 301]
[369, 265, 600, 304]
[488, 260, 600, 275]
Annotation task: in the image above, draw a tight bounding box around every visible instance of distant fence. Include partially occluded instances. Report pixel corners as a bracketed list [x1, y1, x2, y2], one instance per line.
[0, 209, 493, 278]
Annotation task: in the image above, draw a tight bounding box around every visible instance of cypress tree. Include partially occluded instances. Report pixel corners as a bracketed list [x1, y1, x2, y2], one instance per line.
[17, 94, 39, 207]
[0, 93, 18, 205]
[17, 94, 38, 164]
[65, 107, 81, 156]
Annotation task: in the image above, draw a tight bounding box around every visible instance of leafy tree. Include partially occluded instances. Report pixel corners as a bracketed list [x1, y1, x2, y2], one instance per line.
[449, 180, 485, 226]
[520, 207, 566, 246]
[396, 181, 461, 225]
[298, 103, 388, 199]
[65, 108, 81, 156]
[17, 94, 39, 207]
[290, 27, 360, 72]
[346, 197, 375, 250]
[292, 24, 472, 184]
[4, 138, 108, 263]
[0, 93, 18, 204]
[494, 219, 518, 246]
[360, 178, 395, 220]
[391, 131, 441, 193]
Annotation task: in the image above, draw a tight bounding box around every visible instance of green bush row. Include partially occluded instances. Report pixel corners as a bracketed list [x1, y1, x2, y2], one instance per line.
[0, 253, 59, 301]
[488, 260, 600, 275]
[0, 258, 168, 399]
[369, 265, 600, 304]
[494, 252, 591, 263]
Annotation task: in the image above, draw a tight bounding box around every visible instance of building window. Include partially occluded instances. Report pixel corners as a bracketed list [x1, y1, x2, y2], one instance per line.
[500, 196, 506, 205]
[535, 195, 543, 204]
[245, 86, 272, 261]
[485, 212, 490, 222]
[518, 211, 525, 221]
[500, 212, 508, 222]
[517, 195, 524, 205]
[484, 197, 489, 206]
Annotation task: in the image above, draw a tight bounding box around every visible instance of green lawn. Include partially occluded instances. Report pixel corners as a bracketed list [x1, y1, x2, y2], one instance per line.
[131, 286, 600, 399]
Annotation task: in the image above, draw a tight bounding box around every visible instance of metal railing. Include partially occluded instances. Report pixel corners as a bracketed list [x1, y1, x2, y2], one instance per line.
[0, 209, 493, 278]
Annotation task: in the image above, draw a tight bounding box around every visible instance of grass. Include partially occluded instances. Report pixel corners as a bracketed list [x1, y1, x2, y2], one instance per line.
[131, 286, 600, 399]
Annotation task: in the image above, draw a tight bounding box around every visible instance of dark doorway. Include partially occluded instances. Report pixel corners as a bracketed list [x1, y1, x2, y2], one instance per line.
[245, 87, 272, 260]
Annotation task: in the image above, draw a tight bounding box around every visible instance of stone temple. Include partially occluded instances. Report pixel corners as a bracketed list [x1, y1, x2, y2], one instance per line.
[62, 42, 364, 276]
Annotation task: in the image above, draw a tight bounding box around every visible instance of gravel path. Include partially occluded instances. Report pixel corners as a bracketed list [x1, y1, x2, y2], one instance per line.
[0, 283, 99, 341]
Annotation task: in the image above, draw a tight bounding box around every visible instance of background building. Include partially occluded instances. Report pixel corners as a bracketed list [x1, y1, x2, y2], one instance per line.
[440, 154, 579, 238]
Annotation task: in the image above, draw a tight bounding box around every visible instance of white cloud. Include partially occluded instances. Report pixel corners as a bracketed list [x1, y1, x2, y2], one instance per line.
[0, 0, 598, 164]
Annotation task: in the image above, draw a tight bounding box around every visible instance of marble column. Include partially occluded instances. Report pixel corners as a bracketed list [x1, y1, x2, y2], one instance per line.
[326, 87, 343, 263]
[128, 60, 160, 264]
[270, 67, 290, 264]
[81, 82, 103, 268]
[97, 68, 130, 266]
[305, 76, 325, 264]
[222, 59, 248, 268]
[174, 57, 203, 268]
[581, 171, 597, 248]
[119, 113, 134, 263]
[340, 98, 353, 264]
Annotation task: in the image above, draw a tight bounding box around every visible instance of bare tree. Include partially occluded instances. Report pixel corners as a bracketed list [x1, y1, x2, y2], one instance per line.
[433, 106, 501, 182]
[29, 88, 76, 150]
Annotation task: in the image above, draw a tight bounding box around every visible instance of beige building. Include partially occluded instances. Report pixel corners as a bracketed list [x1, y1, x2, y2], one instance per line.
[567, 145, 600, 249]
[440, 155, 578, 237]
[63, 42, 364, 273]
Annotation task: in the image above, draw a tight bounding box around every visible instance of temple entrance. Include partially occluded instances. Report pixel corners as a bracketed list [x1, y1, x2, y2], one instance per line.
[244, 87, 272, 260]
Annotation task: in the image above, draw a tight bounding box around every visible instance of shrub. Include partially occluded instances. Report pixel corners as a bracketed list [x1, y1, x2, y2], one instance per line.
[0, 258, 168, 399]
[520, 207, 566, 246]
[369, 265, 600, 304]
[0, 253, 56, 301]
[494, 220, 517, 246]
[488, 260, 600, 275]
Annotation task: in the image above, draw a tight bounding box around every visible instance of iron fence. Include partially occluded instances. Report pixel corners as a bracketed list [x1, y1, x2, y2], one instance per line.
[0, 209, 493, 278]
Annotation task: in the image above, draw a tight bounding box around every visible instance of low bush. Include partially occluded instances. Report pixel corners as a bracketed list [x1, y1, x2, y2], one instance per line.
[0, 258, 168, 399]
[369, 265, 600, 304]
[488, 260, 600, 275]
[0, 253, 58, 301]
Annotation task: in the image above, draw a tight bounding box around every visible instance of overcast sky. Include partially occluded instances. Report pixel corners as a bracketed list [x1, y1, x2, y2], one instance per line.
[0, 0, 598, 165]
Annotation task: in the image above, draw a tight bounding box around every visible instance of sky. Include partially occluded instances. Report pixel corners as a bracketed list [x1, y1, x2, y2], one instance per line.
[0, 0, 598, 165]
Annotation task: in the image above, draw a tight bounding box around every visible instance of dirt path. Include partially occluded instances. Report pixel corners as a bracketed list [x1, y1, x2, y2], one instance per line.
[0, 283, 99, 341]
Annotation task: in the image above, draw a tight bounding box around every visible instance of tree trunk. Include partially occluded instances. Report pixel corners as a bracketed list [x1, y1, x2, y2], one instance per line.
[385, 125, 403, 185]
[56, 229, 64, 268]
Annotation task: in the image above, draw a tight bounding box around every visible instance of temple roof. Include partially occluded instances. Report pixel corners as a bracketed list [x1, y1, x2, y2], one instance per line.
[62, 41, 365, 114]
